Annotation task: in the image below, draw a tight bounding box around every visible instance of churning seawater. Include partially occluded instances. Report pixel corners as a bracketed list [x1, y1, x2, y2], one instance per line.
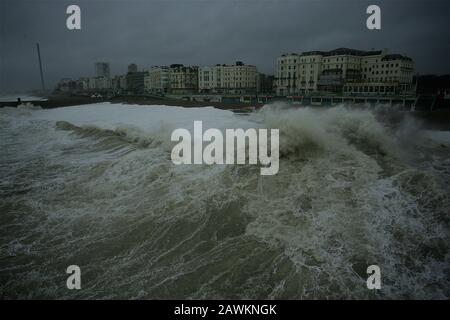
[0, 102, 449, 299]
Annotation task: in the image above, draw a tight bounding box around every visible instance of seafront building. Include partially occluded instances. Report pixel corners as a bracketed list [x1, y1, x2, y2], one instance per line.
[55, 59, 262, 97]
[76, 77, 90, 91]
[55, 48, 415, 99]
[198, 65, 220, 93]
[54, 78, 76, 93]
[257, 73, 275, 95]
[126, 71, 147, 95]
[128, 63, 138, 73]
[275, 53, 300, 95]
[168, 64, 199, 95]
[119, 63, 146, 94]
[198, 61, 258, 94]
[112, 75, 127, 94]
[93, 76, 111, 90]
[275, 48, 415, 96]
[95, 62, 110, 78]
[221, 62, 257, 95]
[144, 66, 169, 94]
[55, 76, 111, 94]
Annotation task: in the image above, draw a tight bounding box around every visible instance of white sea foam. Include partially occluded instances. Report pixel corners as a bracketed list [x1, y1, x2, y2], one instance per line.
[424, 130, 450, 146]
[0, 95, 47, 102]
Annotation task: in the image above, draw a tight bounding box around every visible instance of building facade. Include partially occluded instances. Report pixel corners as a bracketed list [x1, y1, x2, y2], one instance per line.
[275, 48, 415, 96]
[55, 76, 112, 94]
[126, 71, 147, 95]
[76, 77, 90, 91]
[94, 76, 111, 90]
[144, 66, 169, 94]
[198, 66, 221, 93]
[112, 75, 127, 93]
[275, 53, 300, 96]
[343, 53, 415, 96]
[55, 78, 76, 93]
[257, 73, 274, 94]
[128, 63, 138, 73]
[168, 64, 199, 95]
[221, 62, 257, 94]
[95, 62, 110, 78]
[198, 62, 257, 94]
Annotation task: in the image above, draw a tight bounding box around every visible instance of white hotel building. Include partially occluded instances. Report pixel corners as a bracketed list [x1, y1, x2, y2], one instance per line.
[198, 62, 257, 94]
[144, 66, 169, 94]
[275, 48, 415, 96]
[167, 64, 199, 95]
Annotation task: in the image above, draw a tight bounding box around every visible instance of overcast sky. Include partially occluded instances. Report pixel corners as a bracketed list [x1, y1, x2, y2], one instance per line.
[1, 0, 449, 92]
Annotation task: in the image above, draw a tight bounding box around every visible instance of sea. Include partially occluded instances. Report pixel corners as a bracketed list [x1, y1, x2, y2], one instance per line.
[0, 102, 449, 299]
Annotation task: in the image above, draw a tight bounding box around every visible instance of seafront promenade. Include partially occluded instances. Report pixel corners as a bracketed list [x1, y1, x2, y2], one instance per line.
[1, 93, 450, 130]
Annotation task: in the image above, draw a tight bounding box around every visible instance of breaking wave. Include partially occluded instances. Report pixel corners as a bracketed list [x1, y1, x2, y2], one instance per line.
[0, 103, 449, 299]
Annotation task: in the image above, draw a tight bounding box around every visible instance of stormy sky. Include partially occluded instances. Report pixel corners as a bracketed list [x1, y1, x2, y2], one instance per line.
[1, 0, 449, 92]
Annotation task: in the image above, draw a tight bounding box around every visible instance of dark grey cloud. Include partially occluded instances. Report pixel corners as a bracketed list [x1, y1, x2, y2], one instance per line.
[1, 0, 449, 92]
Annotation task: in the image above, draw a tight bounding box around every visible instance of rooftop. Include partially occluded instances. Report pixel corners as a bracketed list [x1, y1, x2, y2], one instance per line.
[382, 54, 413, 62]
[301, 48, 383, 57]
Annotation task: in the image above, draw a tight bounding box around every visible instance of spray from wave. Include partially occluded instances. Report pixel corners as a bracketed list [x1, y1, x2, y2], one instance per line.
[0, 103, 449, 299]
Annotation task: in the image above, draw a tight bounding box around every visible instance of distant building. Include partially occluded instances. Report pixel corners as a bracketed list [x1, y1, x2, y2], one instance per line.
[95, 62, 110, 78]
[198, 61, 257, 94]
[275, 48, 415, 96]
[94, 76, 111, 90]
[274, 53, 299, 96]
[88, 77, 97, 90]
[55, 78, 77, 93]
[221, 61, 257, 95]
[56, 76, 112, 94]
[126, 71, 147, 94]
[76, 77, 90, 91]
[112, 75, 127, 93]
[125, 63, 146, 94]
[168, 64, 199, 95]
[257, 73, 274, 94]
[144, 66, 169, 94]
[198, 65, 220, 94]
[128, 63, 138, 73]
